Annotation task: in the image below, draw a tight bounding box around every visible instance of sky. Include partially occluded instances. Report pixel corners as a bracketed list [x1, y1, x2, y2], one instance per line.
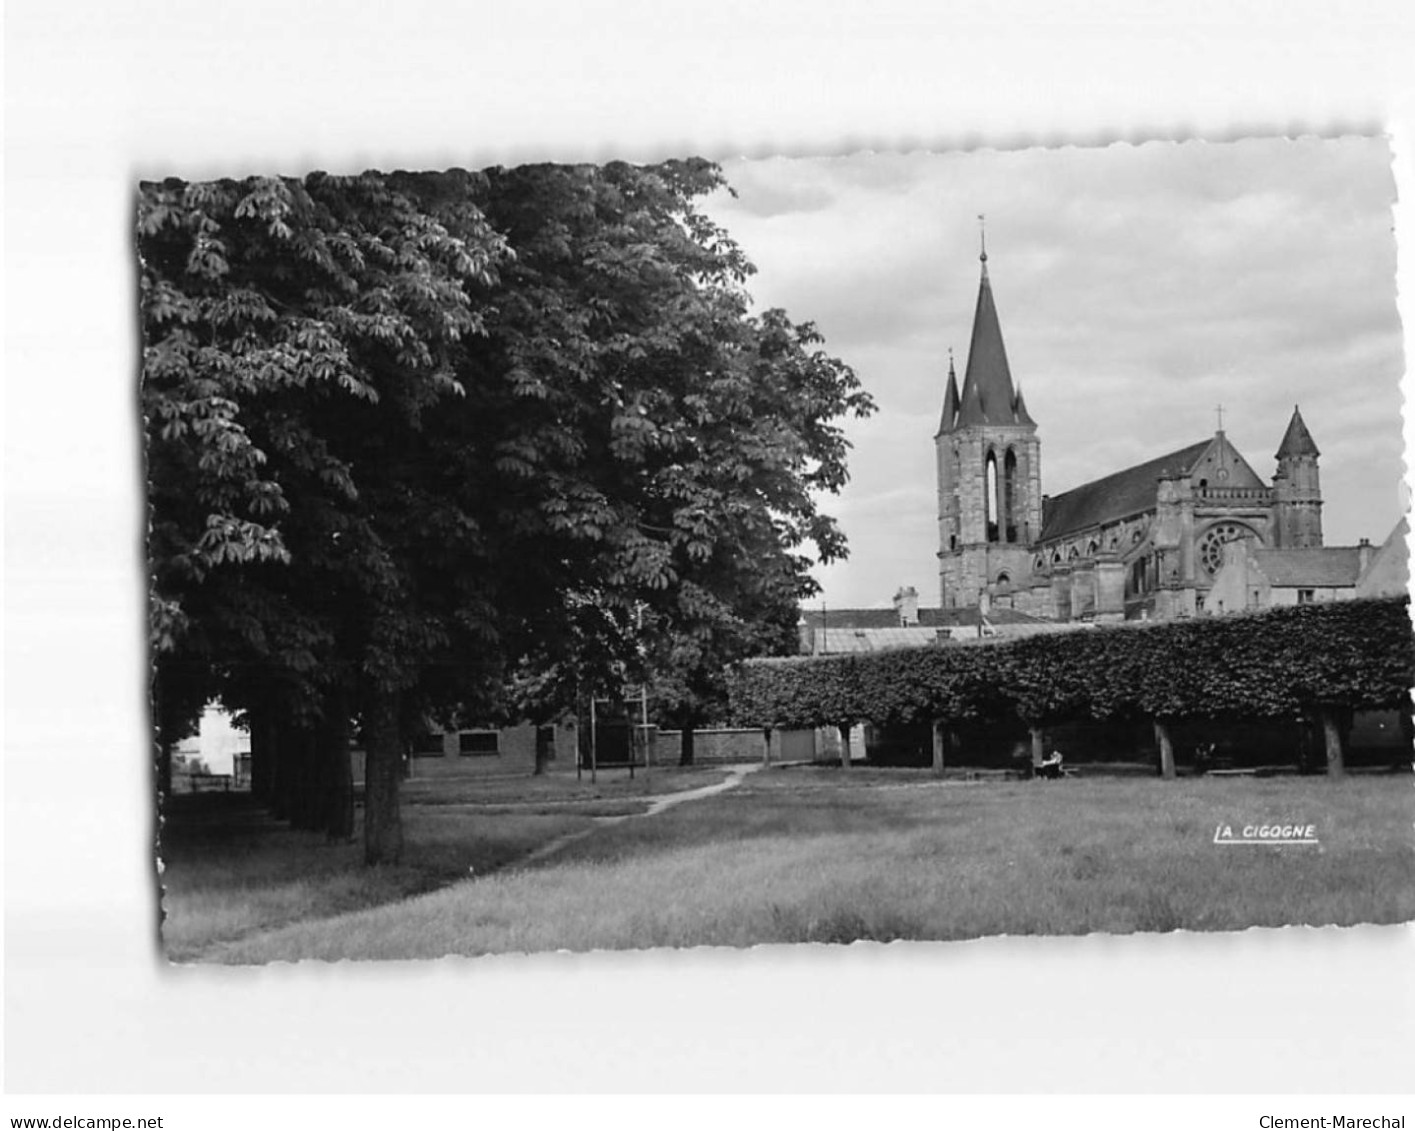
[701, 137, 1406, 611]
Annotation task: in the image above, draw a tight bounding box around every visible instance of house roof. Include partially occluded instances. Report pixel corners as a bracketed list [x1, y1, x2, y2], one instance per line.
[1275, 406, 1320, 459]
[800, 604, 1052, 631]
[1356, 516, 1410, 597]
[812, 626, 946, 653]
[932, 605, 1054, 627]
[805, 605, 1069, 653]
[1250, 547, 1362, 588]
[1038, 439, 1212, 542]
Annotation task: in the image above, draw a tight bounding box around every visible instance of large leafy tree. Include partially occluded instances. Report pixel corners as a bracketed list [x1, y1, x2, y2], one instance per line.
[460, 162, 873, 756]
[143, 159, 871, 864]
[141, 170, 510, 853]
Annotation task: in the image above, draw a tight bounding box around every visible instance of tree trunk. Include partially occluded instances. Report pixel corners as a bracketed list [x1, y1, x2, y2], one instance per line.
[1154, 719, 1176, 779]
[287, 727, 320, 831]
[249, 703, 272, 803]
[269, 716, 292, 822]
[534, 725, 554, 776]
[1400, 696, 1414, 771]
[839, 724, 852, 769]
[679, 721, 696, 767]
[931, 720, 947, 777]
[322, 690, 355, 841]
[363, 689, 405, 865]
[1030, 726, 1045, 769]
[1321, 708, 1346, 780]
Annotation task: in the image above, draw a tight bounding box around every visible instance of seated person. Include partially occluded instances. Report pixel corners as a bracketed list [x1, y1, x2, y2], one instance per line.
[1036, 748, 1064, 779]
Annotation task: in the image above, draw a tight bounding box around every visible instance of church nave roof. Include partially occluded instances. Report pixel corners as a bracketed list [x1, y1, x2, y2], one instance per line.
[1038, 440, 1213, 543]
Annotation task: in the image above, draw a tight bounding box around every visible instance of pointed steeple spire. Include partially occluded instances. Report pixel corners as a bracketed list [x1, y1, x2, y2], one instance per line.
[1013, 383, 1036, 427]
[937, 348, 960, 435]
[1275, 405, 1320, 459]
[955, 237, 1023, 427]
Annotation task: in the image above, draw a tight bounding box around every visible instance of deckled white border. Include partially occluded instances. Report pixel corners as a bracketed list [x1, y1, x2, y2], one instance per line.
[4, 0, 1413, 1095]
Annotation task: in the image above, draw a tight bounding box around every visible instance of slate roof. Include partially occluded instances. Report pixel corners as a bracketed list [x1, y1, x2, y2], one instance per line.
[936, 360, 960, 437]
[812, 626, 947, 653]
[1275, 406, 1320, 459]
[949, 262, 1032, 429]
[1356, 517, 1410, 597]
[800, 605, 1052, 631]
[1012, 384, 1036, 427]
[804, 606, 1068, 653]
[931, 605, 1054, 627]
[1038, 440, 1212, 542]
[1251, 547, 1362, 588]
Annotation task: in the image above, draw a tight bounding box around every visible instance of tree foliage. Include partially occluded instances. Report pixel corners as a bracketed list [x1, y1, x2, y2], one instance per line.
[142, 170, 514, 853]
[142, 160, 872, 862]
[460, 162, 871, 723]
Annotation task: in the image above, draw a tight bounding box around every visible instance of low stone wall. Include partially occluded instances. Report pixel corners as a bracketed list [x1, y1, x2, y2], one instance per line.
[658, 727, 767, 764]
[656, 727, 820, 764]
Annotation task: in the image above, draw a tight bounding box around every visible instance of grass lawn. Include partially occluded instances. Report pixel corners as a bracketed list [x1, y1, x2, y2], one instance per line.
[160, 765, 729, 961]
[185, 768, 1415, 964]
[400, 763, 731, 814]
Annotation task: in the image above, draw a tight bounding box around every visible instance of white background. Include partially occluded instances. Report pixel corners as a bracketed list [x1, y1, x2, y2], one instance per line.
[5, 0, 1415, 1096]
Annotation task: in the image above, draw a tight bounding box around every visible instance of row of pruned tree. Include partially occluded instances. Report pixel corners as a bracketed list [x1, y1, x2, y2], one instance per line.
[726, 598, 1415, 777]
[143, 161, 873, 862]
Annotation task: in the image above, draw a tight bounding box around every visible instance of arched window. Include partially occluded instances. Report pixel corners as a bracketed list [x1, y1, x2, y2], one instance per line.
[1199, 522, 1255, 576]
[1086, 539, 1099, 557]
[1003, 448, 1018, 542]
[985, 450, 999, 543]
[997, 571, 1011, 591]
[1129, 555, 1149, 596]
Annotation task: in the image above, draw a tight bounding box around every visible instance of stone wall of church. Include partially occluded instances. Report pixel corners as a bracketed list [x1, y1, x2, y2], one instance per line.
[940, 541, 1035, 610]
[937, 424, 1042, 609]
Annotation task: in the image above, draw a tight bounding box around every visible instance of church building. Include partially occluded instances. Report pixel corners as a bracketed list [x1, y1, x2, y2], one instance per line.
[936, 243, 1334, 623]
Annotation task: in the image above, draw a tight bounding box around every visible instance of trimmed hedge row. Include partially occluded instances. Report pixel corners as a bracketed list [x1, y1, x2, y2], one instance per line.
[727, 597, 1415, 730]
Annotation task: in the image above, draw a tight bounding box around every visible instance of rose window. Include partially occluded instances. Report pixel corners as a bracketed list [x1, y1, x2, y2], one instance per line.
[1199, 522, 1248, 575]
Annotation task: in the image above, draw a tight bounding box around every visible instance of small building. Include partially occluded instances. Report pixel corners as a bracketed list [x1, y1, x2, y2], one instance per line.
[1355, 516, 1410, 599]
[401, 721, 577, 778]
[798, 584, 1078, 654]
[1203, 517, 1407, 615]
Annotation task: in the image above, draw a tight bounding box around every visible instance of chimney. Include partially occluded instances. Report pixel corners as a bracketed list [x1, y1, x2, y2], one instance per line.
[1358, 537, 1373, 574]
[893, 585, 920, 626]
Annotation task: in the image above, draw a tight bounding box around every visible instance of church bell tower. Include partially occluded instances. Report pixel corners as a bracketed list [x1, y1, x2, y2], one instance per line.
[936, 229, 1042, 609]
[1272, 405, 1323, 548]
